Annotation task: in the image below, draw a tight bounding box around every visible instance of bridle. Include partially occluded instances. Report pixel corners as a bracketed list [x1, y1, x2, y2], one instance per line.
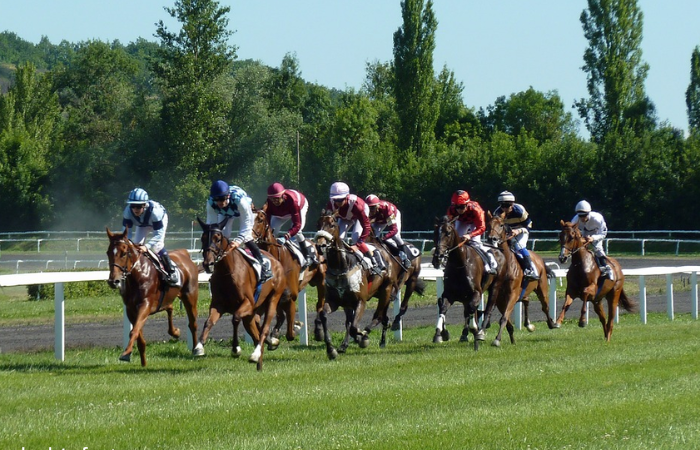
[559, 225, 585, 262]
[202, 228, 232, 269]
[109, 238, 140, 281]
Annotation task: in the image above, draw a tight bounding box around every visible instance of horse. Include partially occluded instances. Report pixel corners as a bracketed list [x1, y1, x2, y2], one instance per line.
[482, 212, 558, 347]
[106, 227, 199, 367]
[252, 207, 327, 345]
[193, 218, 287, 370]
[557, 220, 637, 341]
[314, 214, 405, 358]
[432, 215, 498, 350]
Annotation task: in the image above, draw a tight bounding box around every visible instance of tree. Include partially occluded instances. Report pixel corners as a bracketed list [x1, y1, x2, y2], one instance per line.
[393, 0, 439, 156]
[574, 0, 650, 142]
[686, 46, 700, 134]
[267, 52, 306, 113]
[153, 0, 236, 192]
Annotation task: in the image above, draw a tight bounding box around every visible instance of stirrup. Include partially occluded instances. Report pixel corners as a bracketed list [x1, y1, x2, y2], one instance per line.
[523, 268, 539, 280]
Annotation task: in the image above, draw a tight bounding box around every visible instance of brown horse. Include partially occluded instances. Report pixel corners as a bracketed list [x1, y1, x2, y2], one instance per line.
[106, 228, 199, 367]
[557, 220, 637, 341]
[193, 218, 287, 370]
[482, 212, 558, 347]
[314, 214, 404, 358]
[252, 207, 327, 344]
[432, 215, 497, 350]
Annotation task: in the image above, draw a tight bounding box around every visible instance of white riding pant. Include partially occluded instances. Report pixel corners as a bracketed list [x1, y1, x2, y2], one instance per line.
[269, 201, 308, 243]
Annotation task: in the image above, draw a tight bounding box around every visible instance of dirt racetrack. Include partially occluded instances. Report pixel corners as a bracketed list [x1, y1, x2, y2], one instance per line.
[0, 256, 697, 354]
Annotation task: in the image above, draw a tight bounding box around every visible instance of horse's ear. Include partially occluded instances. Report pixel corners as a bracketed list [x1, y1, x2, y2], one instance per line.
[217, 218, 228, 230]
[121, 226, 128, 239]
[106, 227, 113, 237]
[486, 210, 493, 220]
[559, 219, 566, 227]
[196, 216, 207, 230]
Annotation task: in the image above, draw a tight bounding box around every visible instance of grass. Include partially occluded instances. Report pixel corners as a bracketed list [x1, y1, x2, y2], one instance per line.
[1, 314, 699, 449]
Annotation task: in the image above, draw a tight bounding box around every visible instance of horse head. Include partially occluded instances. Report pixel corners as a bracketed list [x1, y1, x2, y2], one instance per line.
[314, 213, 340, 252]
[486, 211, 510, 248]
[433, 215, 459, 269]
[252, 207, 274, 244]
[106, 226, 138, 290]
[558, 220, 584, 263]
[197, 216, 230, 274]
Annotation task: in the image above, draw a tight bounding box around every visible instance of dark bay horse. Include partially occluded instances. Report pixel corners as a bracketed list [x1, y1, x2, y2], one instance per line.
[557, 220, 637, 341]
[252, 207, 326, 344]
[106, 228, 199, 367]
[482, 212, 558, 347]
[314, 214, 401, 358]
[432, 215, 497, 350]
[194, 219, 287, 370]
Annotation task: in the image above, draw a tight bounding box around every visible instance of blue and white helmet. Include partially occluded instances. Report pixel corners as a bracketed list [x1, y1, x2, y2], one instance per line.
[127, 188, 149, 204]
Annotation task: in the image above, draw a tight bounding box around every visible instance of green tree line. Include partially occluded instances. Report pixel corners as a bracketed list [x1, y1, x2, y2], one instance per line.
[1, 0, 699, 233]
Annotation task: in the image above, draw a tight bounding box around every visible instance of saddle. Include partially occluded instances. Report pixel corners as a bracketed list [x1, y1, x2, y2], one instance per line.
[237, 247, 272, 284]
[144, 247, 181, 287]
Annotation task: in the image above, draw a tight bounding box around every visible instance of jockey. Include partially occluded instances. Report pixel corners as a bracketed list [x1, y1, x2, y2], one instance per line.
[122, 187, 180, 287]
[571, 200, 613, 279]
[264, 182, 317, 268]
[324, 181, 385, 275]
[206, 180, 272, 282]
[493, 190, 538, 280]
[365, 194, 412, 268]
[446, 189, 497, 275]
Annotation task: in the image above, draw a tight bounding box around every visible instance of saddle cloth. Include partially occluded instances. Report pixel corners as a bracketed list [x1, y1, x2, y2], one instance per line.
[237, 247, 271, 283]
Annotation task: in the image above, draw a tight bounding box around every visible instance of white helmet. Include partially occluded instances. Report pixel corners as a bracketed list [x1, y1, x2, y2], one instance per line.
[498, 190, 515, 203]
[127, 188, 149, 204]
[575, 200, 592, 215]
[329, 181, 350, 200]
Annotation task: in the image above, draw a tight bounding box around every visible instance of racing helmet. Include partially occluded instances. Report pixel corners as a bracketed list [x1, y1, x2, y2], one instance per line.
[329, 181, 350, 200]
[127, 188, 148, 204]
[210, 180, 230, 199]
[575, 200, 592, 215]
[267, 182, 286, 198]
[365, 194, 380, 207]
[451, 190, 470, 205]
[498, 191, 515, 203]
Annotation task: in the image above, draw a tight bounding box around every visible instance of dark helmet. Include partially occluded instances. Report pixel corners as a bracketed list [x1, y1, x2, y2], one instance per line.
[210, 180, 230, 198]
[267, 182, 286, 198]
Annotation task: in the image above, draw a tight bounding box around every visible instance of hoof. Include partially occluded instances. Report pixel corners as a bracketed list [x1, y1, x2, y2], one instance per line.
[441, 328, 450, 341]
[578, 320, 587, 328]
[433, 334, 443, 344]
[379, 340, 386, 349]
[459, 334, 469, 343]
[232, 346, 242, 358]
[328, 348, 338, 360]
[192, 342, 205, 357]
[358, 336, 370, 349]
[119, 353, 131, 362]
[475, 330, 486, 341]
[248, 355, 259, 364]
[391, 320, 401, 331]
[337, 345, 347, 354]
[293, 321, 304, 332]
[171, 328, 181, 339]
[266, 336, 281, 351]
[526, 324, 536, 333]
[491, 339, 501, 348]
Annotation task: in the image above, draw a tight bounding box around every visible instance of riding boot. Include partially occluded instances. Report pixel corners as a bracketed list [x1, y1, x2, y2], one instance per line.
[298, 240, 314, 268]
[486, 251, 498, 275]
[400, 244, 413, 265]
[246, 241, 272, 282]
[596, 255, 614, 279]
[520, 254, 539, 280]
[373, 251, 386, 274]
[364, 251, 382, 276]
[159, 250, 181, 287]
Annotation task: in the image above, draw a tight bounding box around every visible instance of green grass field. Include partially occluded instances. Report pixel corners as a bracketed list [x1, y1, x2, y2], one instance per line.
[1, 314, 699, 450]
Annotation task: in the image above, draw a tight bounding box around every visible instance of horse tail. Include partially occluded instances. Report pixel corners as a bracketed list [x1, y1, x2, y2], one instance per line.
[544, 264, 555, 279]
[618, 288, 638, 313]
[414, 278, 427, 296]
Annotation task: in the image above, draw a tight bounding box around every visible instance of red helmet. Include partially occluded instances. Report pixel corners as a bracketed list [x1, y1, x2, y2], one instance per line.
[451, 190, 470, 205]
[267, 182, 286, 198]
[365, 194, 380, 206]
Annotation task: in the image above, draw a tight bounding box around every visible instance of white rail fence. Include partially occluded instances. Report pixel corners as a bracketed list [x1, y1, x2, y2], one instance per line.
[0, 264, 698, 361]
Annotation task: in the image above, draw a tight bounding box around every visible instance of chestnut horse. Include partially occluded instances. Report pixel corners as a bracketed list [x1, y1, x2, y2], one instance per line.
[314, 214, 402, 358]
[193, 219, 287, 370]
[106, 228, 199, 366]
[482, 212, 558, 347]
[432, 215, 498, 350]
[557, 220, 637, 341]
[252, 207, 327, 344]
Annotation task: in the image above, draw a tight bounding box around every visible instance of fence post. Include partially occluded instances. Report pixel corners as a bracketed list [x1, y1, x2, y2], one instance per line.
[666, 274, 674, 321]
[639, 275, 647, 324]
[548, 276, 557, 321]
[55, 282, 65, 361]
[298, 288, 309, 346]
[691, 272, 698, 320]
[123, 306, 132, 350]
[393, 288, 403, 341]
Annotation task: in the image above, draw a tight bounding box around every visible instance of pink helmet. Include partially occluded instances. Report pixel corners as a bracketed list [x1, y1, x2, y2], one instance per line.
[329, 181, 350, 200]
[365, 194, 380, 206]
[267, 182, 286, 198]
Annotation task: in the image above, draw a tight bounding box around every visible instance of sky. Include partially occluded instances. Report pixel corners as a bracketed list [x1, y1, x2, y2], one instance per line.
[3, 1, 700, 136]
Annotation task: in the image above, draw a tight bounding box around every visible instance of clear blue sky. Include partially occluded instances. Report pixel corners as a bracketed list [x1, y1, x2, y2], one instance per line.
[3, 1, 699, 135]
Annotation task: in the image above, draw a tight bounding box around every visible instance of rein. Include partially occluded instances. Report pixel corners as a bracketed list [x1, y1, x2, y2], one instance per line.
[110, 239, 140, 277]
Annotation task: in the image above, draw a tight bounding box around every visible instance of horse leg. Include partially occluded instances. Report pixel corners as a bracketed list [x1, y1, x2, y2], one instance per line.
[556, 291, 576, 327]
[433, 296, 451, 343]
[579, 299, 589, 328]
[285, 294, 297, 342]
[121, 303, 150, 365]
[165, 305, 181, 339]
[591, 299, 607, 339]
[252, 290, 284, 371]
[522, 301, 535, 332]
[533, 284, 558, 330]
[320, 303, 337, 360]
[137, 331, 147, 367]
[391, 277, 414, 331]
[379, 314, 390, 349]
[181, 294, 199, 355]
[314, 284, 327, 342]
[605, 290, 623, 341]
[195, 306, 223, 356]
